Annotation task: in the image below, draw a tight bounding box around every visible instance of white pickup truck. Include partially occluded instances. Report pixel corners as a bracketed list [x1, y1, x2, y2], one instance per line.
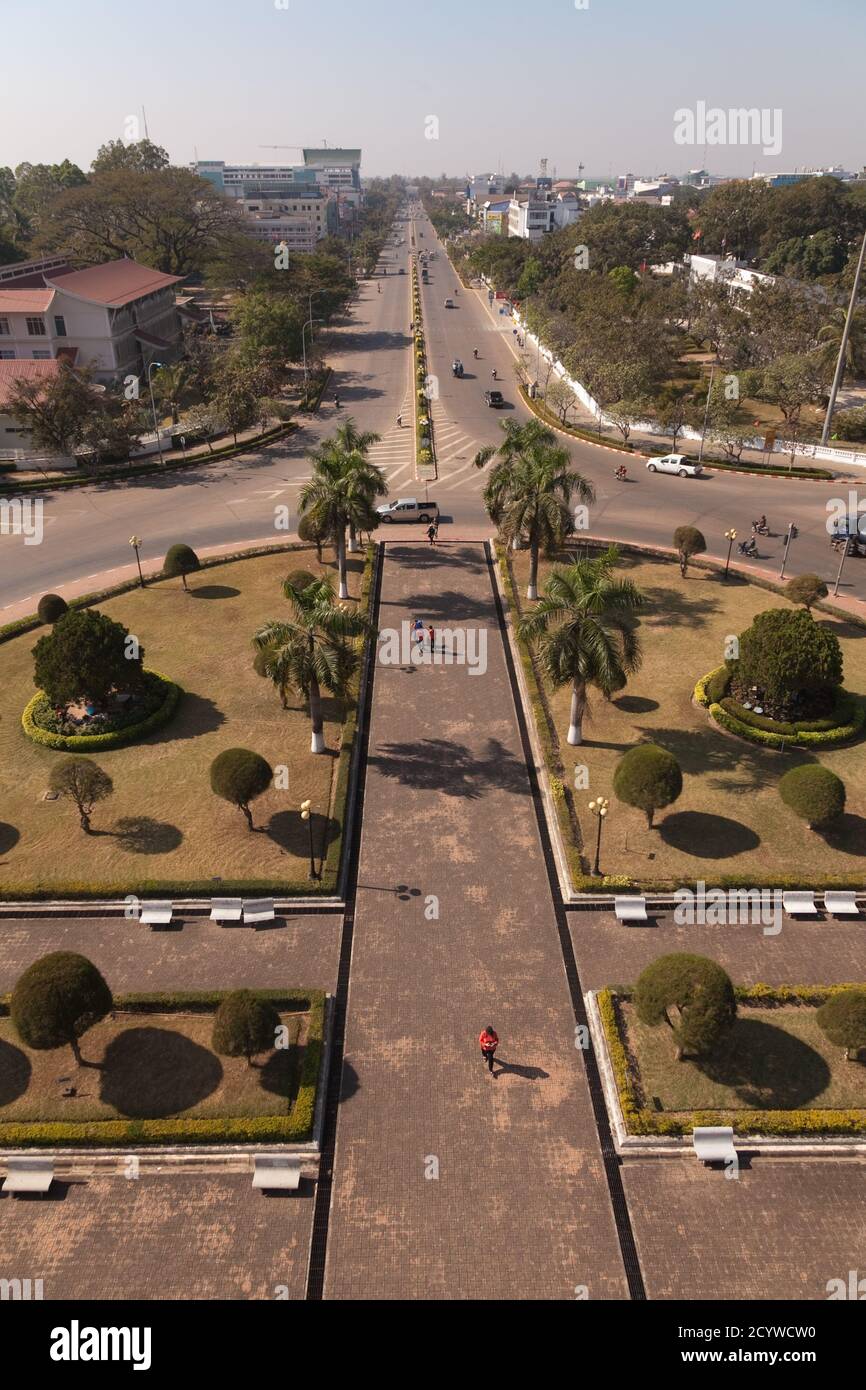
[376, 497, 440, 524]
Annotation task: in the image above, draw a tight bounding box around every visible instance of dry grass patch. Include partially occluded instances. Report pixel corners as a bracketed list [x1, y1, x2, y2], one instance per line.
[510, 546, 866, 883]
[0, 547, 364, 894]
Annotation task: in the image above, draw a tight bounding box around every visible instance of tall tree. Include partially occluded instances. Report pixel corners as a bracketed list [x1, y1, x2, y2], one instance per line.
[299, 423, 385, 596]
[91, 139, 171, 174]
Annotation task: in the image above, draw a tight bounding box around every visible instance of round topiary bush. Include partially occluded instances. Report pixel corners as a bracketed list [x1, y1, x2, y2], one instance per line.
[673, 525, 706, 578]
[785, 573, 828, 611]
[11, 951, 113, 1065]
[284, 569, 317, 596]
[212, 990, 281, 1067]
[635, 953, 736, 1059]
[816, 989, 866, 1060]
[37, 593, 68, 624]
[613, 743, 683, 828]
[32, 607, 145, 707]
[210, 748, 273, 831]
[163, 543, 201, 591]
[778, 764, 846, 829]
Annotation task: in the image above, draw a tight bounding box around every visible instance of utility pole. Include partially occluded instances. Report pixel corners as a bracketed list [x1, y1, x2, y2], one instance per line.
[821, 226, 866, 446]
[698, 363, 715, 462]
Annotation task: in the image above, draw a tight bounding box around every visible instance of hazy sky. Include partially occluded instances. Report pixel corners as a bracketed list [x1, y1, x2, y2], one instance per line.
[2, 0, 864, 180]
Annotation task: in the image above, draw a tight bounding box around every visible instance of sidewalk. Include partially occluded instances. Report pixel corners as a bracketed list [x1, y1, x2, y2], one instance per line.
[323, 542, 629, 1298]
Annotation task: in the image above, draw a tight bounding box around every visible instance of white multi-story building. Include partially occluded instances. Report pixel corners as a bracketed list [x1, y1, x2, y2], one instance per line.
[240, 193, 337, 251]
[0, 257, 182, 382]
[508, 197, 554, 241]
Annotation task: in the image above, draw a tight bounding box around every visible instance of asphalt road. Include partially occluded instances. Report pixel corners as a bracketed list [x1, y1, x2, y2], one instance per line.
[2, 207, 866, 611]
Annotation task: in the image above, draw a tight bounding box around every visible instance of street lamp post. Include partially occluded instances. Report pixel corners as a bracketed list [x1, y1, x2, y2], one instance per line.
[588, 796, 609, 878]
[779, 522, 796, 580]
[821, 226, 866, 446]
[698, 364, 716, 463]
[302, 318, 323, 389]
[129, 535, 145, 588]
[300, 799, 319, 881]
[145, 360, 165, 466]
[724, 528, 736, 581]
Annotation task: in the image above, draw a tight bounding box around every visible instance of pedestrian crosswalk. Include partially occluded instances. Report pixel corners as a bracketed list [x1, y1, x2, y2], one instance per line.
[429, 403, 489, 492]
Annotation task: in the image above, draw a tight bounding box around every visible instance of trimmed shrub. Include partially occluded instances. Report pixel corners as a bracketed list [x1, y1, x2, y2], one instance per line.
[210, 748, 273, 831]
[163, 543, 201, 591]
[613, 743, 682, 828]
[785, 573, 828, 611]
[212, 990, 281, 1067]
[49, 757, 113, 833]
[284, 569, 317, 595]
[816, 989, 866, 1060]
[778, 764, 846, 829]
[32, 608, 144, 706]
[634, 953, 736, 1060]
[22, 671, 181, 751]
[37, 593, 68, 624]
[11, 952, 113, 1065]
[673, 525, 706, 578]
[730, 607, 843, 712]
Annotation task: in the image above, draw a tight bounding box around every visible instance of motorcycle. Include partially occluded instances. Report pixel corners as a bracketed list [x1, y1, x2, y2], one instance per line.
[491, 369, 498, 381]
[738, 538, 758, 557]
[614, 465, 628, 481]
[473, 348, 479, 359]
[752, 518, 770, 535]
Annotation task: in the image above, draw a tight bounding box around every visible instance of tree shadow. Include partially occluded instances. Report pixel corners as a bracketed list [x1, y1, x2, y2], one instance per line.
[368, 737, 528, 798]
[389, 590, 493, 622]
[0, 823, 20, 854]
[189, 585, 241, 600]
[816, 617, 866, 641]
[113, 817, 184, 855]
[100, 1028, 223, 1117]
[0, 1037, 31, 1107]
[821, 813, 866, 857]
[613, 695, 659, 715]
[257, 1044, 301, 1105]
[339, 1059, 360, 1102]
[147, 691, 224, 742]
[659, 811, 760, 858]
[265, 810, 340, 857]
[698, 1018, 831, 1108]
[636, 722, 815, 794]
[387, 544, 486, 574]
[638, 586, 721, 630]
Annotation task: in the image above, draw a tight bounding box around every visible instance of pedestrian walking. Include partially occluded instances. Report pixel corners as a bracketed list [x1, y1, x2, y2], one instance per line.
[426, 522, 436, 545]
[413, 618, 424, 647]
[334, 393, 341, 409]
[479, 1026, 499, 1073]
[397, 413, 403, 428]
[427, 624, 435, 650]
[432, 518, 440, 543]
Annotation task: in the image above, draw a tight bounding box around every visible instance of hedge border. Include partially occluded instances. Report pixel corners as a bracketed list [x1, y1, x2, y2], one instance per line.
[694, 664, 866, 747]
[21, 671, 181, 752]
[599, 984, 866, 1137]
[0, 988, 325, 1147]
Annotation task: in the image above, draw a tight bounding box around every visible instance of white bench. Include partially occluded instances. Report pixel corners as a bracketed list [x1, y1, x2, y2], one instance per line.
[693, 1126, 737, 1165]
[243, 898, 275, 925]
[210, 897, 243, 925]
[139, 900, 173, 927]
[824, 891, 860, 918]
[614, 895, 648, 924]
[3, 1157, 54, 1195]
[252, 1155, 301, 1191]
[782, 891, 818, 916]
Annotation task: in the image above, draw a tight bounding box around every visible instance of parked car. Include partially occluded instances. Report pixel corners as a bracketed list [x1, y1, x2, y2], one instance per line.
[645, 453, 703, 478]
[484, 390, 504, 408]
[444, 297, 454, 308]
[376, 497, 440, 524]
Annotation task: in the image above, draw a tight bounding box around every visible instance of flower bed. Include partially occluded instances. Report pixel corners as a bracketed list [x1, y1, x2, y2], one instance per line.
[22, 670, 181, 751]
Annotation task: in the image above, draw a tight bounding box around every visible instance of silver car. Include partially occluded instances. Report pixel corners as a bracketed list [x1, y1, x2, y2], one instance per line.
[646, 453, 703, 478]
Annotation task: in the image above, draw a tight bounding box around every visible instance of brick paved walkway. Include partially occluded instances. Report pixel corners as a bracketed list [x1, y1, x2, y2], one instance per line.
[0, 1176, 313, 1300]
[323, 543, 628, 1299]
[0, 913, 342, 996]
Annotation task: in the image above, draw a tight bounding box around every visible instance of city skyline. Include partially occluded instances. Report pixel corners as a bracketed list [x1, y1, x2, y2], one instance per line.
[2, 0, 863, 178]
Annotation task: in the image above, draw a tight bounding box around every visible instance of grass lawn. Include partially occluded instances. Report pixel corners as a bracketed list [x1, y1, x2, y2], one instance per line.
[620, 999, 866, 1115]
[0, 546, 365, 895]
[509, 546, 866, 885]
[0, 1008, 307, 1123]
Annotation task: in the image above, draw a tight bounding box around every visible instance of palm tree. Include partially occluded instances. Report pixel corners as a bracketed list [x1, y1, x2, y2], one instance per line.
[253, 575, 370, 753]
[474, 420, 594, 595]
[816, 305, 866, 384]
[518, 547, 643, 745]
[300, 419, 385, 598]
[152, 362, 191, 426]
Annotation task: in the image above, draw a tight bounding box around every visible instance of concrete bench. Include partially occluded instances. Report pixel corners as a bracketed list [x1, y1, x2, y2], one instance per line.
[782, 891, 818, 916]
[824, 891, 860, 918]
[693, 1126, 737, 1165]
[139, 900, 173, 927]
[3, 1157, 54, 1195]
[252, 1155, 301, 1191]
[243, 898, 275, 926]
[210, 897, 243, 925]
[614, 895, 648, 924]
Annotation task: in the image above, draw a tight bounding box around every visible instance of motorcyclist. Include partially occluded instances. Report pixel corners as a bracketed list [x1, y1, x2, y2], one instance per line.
[491, 368, 498, 381]
[473, 348, 479, 359]
[615, 464, 628, 480]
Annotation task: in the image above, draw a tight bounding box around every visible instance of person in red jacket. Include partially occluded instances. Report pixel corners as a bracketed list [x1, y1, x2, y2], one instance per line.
[479, 1025, 499, 1073]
